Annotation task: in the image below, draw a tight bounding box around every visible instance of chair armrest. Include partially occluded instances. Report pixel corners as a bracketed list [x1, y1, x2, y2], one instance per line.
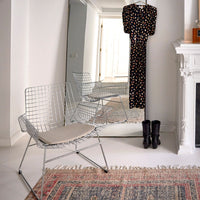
[18, 114, 39, 139]
[18, 114, 27, 132]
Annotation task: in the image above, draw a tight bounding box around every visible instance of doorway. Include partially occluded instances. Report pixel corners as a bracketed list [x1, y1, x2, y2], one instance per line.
[99, 17, 130, 82]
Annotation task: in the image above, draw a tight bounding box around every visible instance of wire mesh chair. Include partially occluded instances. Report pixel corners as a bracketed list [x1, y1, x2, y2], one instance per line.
[72, 72, 128, 122]
[18, 82, 109, 200]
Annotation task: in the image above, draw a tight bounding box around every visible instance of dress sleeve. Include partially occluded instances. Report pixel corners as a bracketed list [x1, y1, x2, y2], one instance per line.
[148, 7, 157, 36]
[122, 6, 130, 34]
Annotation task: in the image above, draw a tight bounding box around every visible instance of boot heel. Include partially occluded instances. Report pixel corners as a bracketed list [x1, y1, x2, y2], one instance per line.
[158, 138, 161, 145]
[151, 120, 161, 149]
[152, 136, 159, 149]
[143, 136, 151, 149]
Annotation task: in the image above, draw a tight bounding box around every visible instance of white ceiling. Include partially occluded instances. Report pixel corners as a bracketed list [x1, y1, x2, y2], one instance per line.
[94, 0, 126, 9]
[88, 0, 129, 11]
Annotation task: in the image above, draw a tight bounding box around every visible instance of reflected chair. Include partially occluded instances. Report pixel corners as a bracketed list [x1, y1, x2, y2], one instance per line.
[72, 72, 128, 122]
[18, 82, 109, 200]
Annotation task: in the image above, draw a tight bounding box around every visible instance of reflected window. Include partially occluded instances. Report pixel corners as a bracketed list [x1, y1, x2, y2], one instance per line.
[100, 18, 130, 82]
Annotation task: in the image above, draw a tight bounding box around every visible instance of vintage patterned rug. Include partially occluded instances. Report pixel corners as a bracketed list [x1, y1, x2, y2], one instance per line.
[25, 167, 200, 200]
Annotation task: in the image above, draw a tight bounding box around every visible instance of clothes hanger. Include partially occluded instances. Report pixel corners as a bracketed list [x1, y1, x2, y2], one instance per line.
[134, 0, 147, 5]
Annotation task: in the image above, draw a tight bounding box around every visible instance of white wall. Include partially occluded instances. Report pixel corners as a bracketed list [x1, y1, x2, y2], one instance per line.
[0, 0, 11, 145]
[10, 0, 29, 145]
[0, 0, 68, 146]
[146, 0, 184, 131]
[29, 0, 68, 86]
[83, 4, 99, 81]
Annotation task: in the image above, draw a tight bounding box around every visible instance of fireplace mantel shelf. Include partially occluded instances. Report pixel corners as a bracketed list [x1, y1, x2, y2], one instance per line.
[173, 39, 200, 154]
[174, 40, 200, 54]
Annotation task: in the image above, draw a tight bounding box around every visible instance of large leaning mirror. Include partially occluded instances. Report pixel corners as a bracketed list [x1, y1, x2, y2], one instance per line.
[66, 0, 145, 137]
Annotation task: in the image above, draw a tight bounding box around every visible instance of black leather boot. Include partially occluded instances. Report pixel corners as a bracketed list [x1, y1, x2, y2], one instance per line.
[151, 120, 161, 149]
[142, 120, 151, 149]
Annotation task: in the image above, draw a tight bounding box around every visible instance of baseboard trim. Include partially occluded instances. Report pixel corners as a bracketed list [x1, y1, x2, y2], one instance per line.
[0, 137, 11, 146]
[10, 131, 25, 146]
[160, 123, 176, 133]
[0, 131, 25, 147]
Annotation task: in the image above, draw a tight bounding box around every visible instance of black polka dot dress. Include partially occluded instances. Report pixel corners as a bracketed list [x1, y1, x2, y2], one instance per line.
[122, 4, 157, 109]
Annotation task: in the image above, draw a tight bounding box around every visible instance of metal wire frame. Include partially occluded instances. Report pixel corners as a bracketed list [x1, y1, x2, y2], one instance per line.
[72, 72, 128, 122]
[18, 82, 109, 200]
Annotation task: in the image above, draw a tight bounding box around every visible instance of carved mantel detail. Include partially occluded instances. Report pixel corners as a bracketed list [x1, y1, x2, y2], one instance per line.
[180, 68, 192, 79]
[179, 54, 192, 79]
[180, 119, 189, 145]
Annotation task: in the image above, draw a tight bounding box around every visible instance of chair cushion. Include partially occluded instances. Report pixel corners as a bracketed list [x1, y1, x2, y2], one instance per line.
[38, 123, 95, 145]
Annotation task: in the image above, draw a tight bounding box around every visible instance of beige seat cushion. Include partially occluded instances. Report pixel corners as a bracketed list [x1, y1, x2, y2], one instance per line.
[38, 123, 95, 145]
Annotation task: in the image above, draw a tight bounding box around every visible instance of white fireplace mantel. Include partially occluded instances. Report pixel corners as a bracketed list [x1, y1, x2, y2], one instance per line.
[173, 40, 200, 154]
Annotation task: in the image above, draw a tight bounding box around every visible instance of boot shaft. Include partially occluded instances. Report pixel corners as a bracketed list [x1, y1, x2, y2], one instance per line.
[142, 120, 151, 148]
[152, 120, 160, 135]
[142, 120, 150, 136]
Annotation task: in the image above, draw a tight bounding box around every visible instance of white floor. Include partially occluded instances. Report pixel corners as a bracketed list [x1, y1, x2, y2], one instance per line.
[1, 126, 200, 200]
[100, 123, 143, 137]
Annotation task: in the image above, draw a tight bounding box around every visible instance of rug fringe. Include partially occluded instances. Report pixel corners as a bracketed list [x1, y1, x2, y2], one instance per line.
[49, 165, 83, 170]
[46, 165, 200, 171]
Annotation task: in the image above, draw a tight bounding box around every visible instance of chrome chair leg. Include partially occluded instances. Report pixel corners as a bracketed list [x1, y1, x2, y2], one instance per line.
[119, 95, 128, 122]
[18, 136, 40, 200]
[40, 147, 46, 200]
[96, 133, 109, 172]
[76, 152, 108, 173]
[75, 135, 109, 173]
[19, 171, 39, 200]
[19, 138, 108, 200]
[93, 100, 101, 124]
[18, 136, 32, 172]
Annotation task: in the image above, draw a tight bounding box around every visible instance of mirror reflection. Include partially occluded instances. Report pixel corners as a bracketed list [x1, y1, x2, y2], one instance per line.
[66, 0, 144, 137]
